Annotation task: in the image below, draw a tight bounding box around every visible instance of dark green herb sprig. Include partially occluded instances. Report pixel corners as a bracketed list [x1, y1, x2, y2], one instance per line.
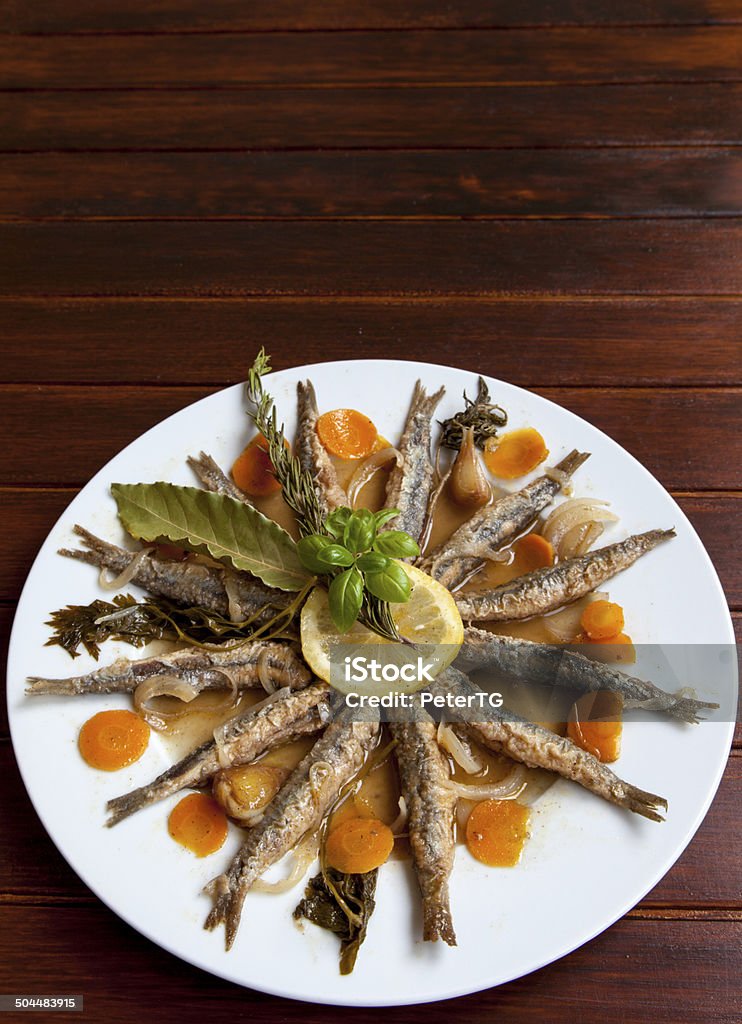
[297, 507, 420, 632]
[244, 348, 325, 537]
[439, 376, 507, 450]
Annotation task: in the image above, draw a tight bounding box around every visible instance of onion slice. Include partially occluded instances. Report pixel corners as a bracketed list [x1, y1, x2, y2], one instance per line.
[437, 722, 483, 775]
[223, 570, 243, 623]
[134, 674, 200, 730]
[543, 498, 619, 559]
[347, 447, 400, 509]
[443, 763, 527, 801]
[98, 548, 151, 591]
[252, 834, 320, 894]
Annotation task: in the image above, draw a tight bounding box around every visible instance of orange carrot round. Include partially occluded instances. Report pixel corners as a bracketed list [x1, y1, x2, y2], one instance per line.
[317, 409, 378, 460]
[514, 533, 554, 570]
[580, 599, 625, 641]
[568, 691, 623, 763]
[231, 433, 286, 496]
[484, 428, 549, 479]
[168, 792, 229, 857]
[78, 709, 150, 771]
[325, 816, 394, 874]
[465, 799, 530, 867]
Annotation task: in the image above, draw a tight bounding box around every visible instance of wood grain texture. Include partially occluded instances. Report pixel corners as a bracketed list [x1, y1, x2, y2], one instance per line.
[4, 149, 742, 220]
[1, 298, 741, 386]
[3, 0, 740, 33]
[3, 84, 742, 151]
[3, 28, 742, 88]
[0, 387, 740, 488]
[4, 221, 742, 297]
[0, 903, 738, 1023]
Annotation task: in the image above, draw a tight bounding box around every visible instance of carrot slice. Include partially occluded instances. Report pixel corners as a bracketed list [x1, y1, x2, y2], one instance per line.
[78, 709, 149, 771]
[484, 428, 549, 479]
[168, 792, 229, 857]
[567, 691, 623, 763]
[465, 799, 530, 867]
[231, 433, 286, 496]
[317, 409, 378, 460]
[325, 816, 394, 874]
[580, 599, 625, 640]
[514, 533, 554, 570]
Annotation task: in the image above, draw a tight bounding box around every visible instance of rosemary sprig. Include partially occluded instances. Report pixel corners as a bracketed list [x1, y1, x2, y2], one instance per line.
[245, 350, 401, 642]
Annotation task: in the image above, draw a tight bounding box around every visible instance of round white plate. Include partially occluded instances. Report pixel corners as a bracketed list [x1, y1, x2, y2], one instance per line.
[7, 360, 736, 1006]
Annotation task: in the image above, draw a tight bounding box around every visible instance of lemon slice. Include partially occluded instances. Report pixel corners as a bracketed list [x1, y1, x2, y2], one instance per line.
[300, 561, 463, 686]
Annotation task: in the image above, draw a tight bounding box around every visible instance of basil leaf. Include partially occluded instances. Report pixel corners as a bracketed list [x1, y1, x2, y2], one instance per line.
[112, 482, 310, 591]
[364, 561, 411, 604]
[343, 509, 376, 553]
[373, 530, 421, 559]
[356, 551, 390, 573]
[373, 508, 400, 530]
[325, 507, 352, 540]
[297, 534, 336, 574]
[316, 543, 355, 569]
[328, 568, 364, 632]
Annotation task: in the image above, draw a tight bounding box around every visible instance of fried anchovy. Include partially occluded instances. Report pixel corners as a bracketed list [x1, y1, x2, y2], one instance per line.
[105, 682, 331, 826]
[204, 711, 380, 950]
[436, 668, 667, 821]
[392, 711, 457, 945]
[60, 526, 290, 620]
[456, 626, 718, 724]
[296, 380, 347, 518]
[423, 449, 590, 589]
[456, 528, 675, 622]
[26, 639, 311, 696]
[382, 381, 445, 544]
[187, 451, 253, 504]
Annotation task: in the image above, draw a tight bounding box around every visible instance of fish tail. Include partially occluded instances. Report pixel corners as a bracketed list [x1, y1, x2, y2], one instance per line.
[619, 783, 667, 822]
[667, 697, 720, 724]
[203, 875, 245, 950]
[555, 449, 591, 478]
[412, 380, 446, 418]
[59, 525, 125, 567]
[25, 676, 76, 695]
[105, 788, 150, 827]
[423, 895, 457, 946]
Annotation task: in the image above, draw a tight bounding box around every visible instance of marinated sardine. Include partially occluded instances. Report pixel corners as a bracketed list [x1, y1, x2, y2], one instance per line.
[60, 526, 290, 620]
[204, 712, 380, 949]
[456, 529, 675, 622]
[423, 450, 589, 589]
[26, 640, 311, 696]
[106, 682, 331, 826]
[392, 713, 457, 945]
[383, 381, 445, 544]
[456, 626, 718, 724]
[296, 381, 347, 518]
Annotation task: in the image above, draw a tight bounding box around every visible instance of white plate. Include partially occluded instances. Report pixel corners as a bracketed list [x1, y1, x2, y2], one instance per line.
[7, 360, 736, 1006]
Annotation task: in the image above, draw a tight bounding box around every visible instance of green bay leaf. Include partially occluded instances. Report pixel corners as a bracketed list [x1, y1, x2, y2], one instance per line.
[111, 482, 310, 592]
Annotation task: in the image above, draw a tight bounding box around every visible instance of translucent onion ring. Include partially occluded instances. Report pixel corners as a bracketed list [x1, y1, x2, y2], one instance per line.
[347, 446, 401, 509]
[98, 548, 151, 591]
[437, 721, 484, 775]
[443, 763, 527, 801]
[252, 834, 320, 894]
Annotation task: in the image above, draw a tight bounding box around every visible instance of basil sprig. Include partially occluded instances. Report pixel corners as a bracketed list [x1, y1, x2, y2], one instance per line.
[297, 507, 420, 632]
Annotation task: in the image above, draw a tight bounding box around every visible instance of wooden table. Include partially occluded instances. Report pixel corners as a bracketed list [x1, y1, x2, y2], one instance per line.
[2, 2, 741, 1020]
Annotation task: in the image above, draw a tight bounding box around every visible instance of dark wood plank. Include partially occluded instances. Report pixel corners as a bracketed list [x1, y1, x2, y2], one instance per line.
[3, 28, 742, 88]
[4, 149, 742, 220]
[0, 488, 78, 603]
[4, 222, 742, 297]
[0, 605, 10, 736]
[0, 903, 738, 1023]
[2, 0, 740, 33]
[4, 297, 742, 384]
[0, 387, 740, 489]
[675, 495, 742, 608]
[3, 84, 741, 151]
[2, 298, 742, 387]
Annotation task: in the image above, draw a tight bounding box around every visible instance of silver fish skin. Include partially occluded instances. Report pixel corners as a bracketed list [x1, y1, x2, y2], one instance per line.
[105, 682, 331, 826]
[204, 711, 380, 950]
[455, 626, 718, 724]
[59, 525, 290, 619]
[392, 712, 457, 945]
[456, 528, 675, 623]
[296, 380, 347, 518]
[26, 640, 311, 696]
[423, 449, 589, 589]
[382, 381, 445, 545]
[187, 451, 253, 505]
[435, 668, 667, 821]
